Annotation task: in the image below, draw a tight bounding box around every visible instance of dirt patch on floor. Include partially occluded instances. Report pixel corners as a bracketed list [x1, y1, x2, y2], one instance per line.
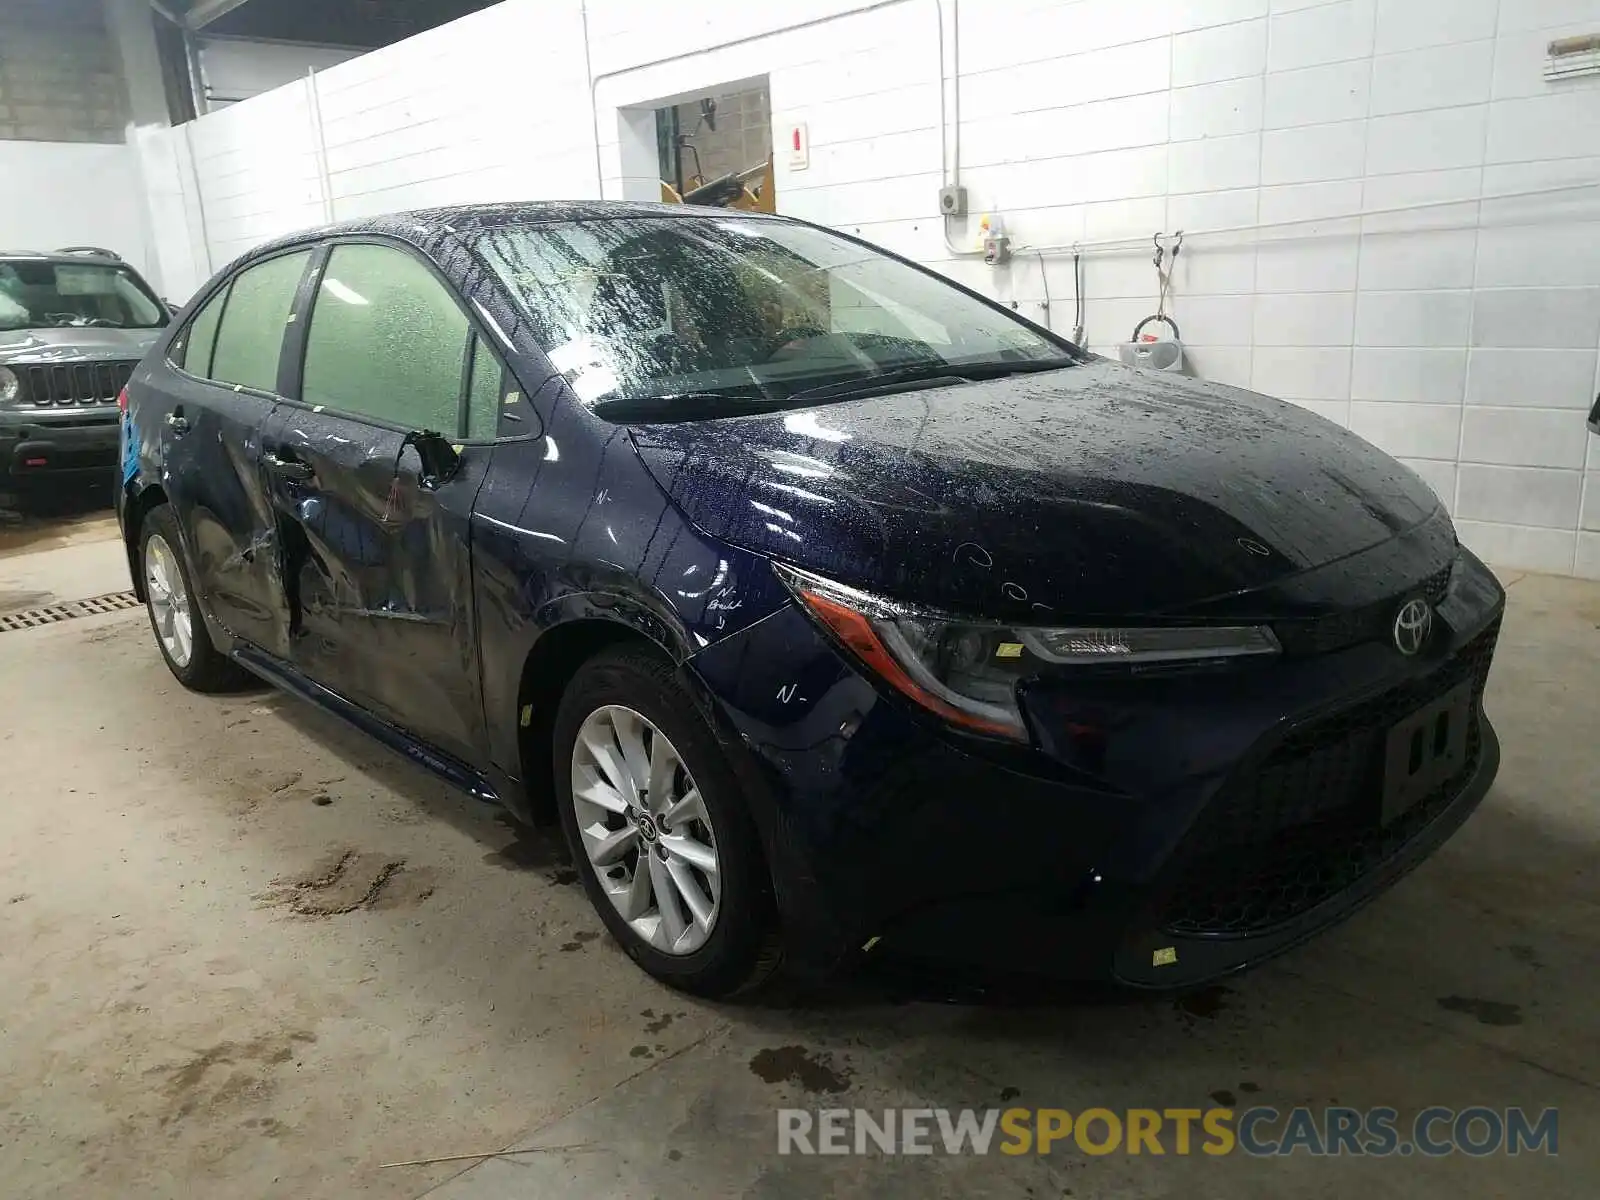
[261, 849, 437, 917]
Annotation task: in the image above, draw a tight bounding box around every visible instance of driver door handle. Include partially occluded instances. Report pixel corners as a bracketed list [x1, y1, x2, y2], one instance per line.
[263, 450, 313, 482]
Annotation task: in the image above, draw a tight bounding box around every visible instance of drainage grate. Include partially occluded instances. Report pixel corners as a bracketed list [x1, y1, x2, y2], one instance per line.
[0, 589, 141, 633]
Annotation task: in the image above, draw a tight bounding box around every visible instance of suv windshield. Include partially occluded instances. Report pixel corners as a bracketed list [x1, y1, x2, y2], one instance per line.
[471, 216, 1075, 416]
[0, 259, 166, 331]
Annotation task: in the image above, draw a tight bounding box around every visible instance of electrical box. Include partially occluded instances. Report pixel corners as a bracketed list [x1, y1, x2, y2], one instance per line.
[938, 185, 967, 217]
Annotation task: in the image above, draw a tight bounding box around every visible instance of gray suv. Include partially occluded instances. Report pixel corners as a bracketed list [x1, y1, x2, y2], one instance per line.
[0, 248, 168, 488]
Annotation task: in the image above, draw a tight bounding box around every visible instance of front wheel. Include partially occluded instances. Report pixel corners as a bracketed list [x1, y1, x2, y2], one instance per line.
[553, 645, 780, 997]
[139, 503, 247, 692]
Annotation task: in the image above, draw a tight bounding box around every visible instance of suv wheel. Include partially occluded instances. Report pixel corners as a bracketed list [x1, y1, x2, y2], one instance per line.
[553, 645, 780, 997]
[139, 504, 247, 692]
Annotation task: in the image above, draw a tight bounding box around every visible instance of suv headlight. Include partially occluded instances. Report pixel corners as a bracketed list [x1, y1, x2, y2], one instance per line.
[0, 367, 18, 404]
[776, 563, 1280, 741]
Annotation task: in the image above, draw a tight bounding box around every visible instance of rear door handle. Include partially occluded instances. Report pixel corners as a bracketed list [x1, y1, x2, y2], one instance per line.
[164, 412, 189, 436]
[263, 451, 313, 482]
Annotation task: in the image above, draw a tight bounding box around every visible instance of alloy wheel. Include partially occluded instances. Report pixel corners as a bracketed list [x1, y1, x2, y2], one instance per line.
[144, 532, 193, 668]
[570, 704, 721, 955]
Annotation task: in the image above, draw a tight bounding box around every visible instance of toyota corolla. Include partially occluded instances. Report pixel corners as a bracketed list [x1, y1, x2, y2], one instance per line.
[118, 202, 1503, 997]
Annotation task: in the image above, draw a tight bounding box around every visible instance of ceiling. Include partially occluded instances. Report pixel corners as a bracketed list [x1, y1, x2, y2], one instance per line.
[167, 0, 499, 49]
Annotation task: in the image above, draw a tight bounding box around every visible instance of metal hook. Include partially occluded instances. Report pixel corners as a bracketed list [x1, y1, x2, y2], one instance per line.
[1152, 232, 1165, 270]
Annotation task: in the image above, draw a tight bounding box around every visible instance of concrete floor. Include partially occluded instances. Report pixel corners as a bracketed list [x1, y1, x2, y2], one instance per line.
[0, 492, 1595, 1198]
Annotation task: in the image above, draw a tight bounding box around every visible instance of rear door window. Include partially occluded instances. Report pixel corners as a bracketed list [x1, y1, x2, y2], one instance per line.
[300, 242, 469, 434]
[210, 250, 311, 393]
[174, 285, 228, 376]
[465, 334, 505, 439]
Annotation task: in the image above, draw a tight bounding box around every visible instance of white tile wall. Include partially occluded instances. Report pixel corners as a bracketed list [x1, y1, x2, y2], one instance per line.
[1267, 1, 1378, 73]
[1369, 40, 1495, 115]
[1576, 532, 1600, 580]
[1456, 464, 1583, 527]
[1471, 288, 1600, 350]
[1264, 60, 1371, 129]
[1497, 0, 1600, 34]
[1460, 407, 1591, 469]
[1170, 78, 1264, 141]
[1487, 93, 1600, 164]
[1350, 401, 1463, 458]
[1351, 348, 1471, 403]
[1475, 223, 1600, 288]
[1357, 229, 1479, 291]
[1453, 521, 1578, 574]
[1254, 291, 1357, 346]
[1366, 106, 1489, 176]
[1374, 0, 1499, 54]
[1252, 346, 1354, 399]
[1172, 19, 1268, 87]
[1466, 349, 1598, 409]
[1255, 238, 1360, 293]
[1581, 472, 1600, 531]
[133, 0, 1600, 575]
[1262, 120, 1367, 185]
[1168, 133, 1264, 192]
[1354, 290, 1474, 347]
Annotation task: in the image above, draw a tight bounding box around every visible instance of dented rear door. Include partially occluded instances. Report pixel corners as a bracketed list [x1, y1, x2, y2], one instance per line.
[258, 405, 490, 761]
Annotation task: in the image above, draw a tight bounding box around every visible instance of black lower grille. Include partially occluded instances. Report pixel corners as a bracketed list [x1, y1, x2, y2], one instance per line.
[1160, 620, 1499, 937]
[20, 360, 135, 406]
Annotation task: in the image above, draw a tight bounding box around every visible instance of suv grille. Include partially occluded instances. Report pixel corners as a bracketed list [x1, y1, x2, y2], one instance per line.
[1274, 560, 1454, 656]
[1159, 619, 1498, 937]
[19, 361, 136, 406]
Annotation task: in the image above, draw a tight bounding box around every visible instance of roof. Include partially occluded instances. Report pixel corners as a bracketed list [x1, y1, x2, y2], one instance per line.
[239, 199, 784, 266]
[1, 249, 129, 265]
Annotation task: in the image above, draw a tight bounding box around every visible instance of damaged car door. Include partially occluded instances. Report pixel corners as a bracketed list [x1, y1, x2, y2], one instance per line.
[257, 239, 499, 763]
[160, 248, 312, 661]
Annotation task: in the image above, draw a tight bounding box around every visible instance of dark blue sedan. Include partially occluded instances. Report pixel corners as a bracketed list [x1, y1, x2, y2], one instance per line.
[117, 202, 1504, 996]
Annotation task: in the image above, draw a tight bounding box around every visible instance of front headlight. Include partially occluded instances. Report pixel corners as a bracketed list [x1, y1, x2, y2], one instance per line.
[776, 564, 1280, 741]
[0, 367, 18, 404]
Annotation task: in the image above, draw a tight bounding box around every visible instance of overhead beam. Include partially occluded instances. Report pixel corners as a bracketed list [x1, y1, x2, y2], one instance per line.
[181, 0, 258, 30]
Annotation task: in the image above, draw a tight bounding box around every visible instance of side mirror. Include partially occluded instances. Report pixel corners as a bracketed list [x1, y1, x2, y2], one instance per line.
[407, 429, 462, 488]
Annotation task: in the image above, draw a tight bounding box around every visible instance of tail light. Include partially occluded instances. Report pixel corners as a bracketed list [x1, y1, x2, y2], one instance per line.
[117, 385, 129, 413]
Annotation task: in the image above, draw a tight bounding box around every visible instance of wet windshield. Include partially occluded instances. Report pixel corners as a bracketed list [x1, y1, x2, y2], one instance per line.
[471, 216, 1075, 416]
[0, 259, 166, 331]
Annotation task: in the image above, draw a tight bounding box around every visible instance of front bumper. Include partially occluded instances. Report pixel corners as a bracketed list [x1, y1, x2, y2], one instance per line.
[0, 412, 118, 478]
[689, 547, 1506, 988]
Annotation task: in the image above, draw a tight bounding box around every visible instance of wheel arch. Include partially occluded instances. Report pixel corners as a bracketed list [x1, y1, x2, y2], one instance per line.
[514, 617, 663, 825]
[122, 481, 169, 601]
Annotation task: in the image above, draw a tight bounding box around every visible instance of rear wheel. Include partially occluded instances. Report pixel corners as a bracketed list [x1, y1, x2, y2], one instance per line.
[140, 503, 247, 692]
[553, 645, 780, 997]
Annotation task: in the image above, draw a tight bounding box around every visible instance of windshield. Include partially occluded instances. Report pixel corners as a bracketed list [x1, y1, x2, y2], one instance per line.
[471, 216, 1074, 415]
[0, 259, 167, 331]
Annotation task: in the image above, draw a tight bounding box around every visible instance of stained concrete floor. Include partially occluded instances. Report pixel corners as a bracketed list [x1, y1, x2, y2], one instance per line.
[0, 493, 1595, 1198]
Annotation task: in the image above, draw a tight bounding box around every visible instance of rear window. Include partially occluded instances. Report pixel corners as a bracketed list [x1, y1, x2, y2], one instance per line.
[0, 259, 166, 331]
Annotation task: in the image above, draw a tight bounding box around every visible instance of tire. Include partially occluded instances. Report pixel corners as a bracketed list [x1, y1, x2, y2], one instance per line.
[139, 503, 248, 692]
[553, 645, 781, 998]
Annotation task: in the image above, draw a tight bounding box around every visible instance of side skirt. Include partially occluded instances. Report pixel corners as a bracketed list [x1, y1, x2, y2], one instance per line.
[232, 644, 504, 806]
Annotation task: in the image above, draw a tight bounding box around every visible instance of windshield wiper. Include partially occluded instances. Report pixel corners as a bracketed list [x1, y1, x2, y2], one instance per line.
[590, 391, 778, 421]
[788, 356, 1079, 402]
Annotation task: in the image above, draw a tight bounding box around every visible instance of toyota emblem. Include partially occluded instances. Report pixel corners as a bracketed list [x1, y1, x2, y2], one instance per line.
[1392, 598, 1432, 656]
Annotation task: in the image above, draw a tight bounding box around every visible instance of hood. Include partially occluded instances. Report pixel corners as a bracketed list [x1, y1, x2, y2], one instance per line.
[627, 360, 1443, 621]
[0, 326, 161, 364]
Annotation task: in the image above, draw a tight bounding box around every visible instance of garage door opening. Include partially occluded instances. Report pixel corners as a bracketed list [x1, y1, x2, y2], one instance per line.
[653, 79, 774, 213]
